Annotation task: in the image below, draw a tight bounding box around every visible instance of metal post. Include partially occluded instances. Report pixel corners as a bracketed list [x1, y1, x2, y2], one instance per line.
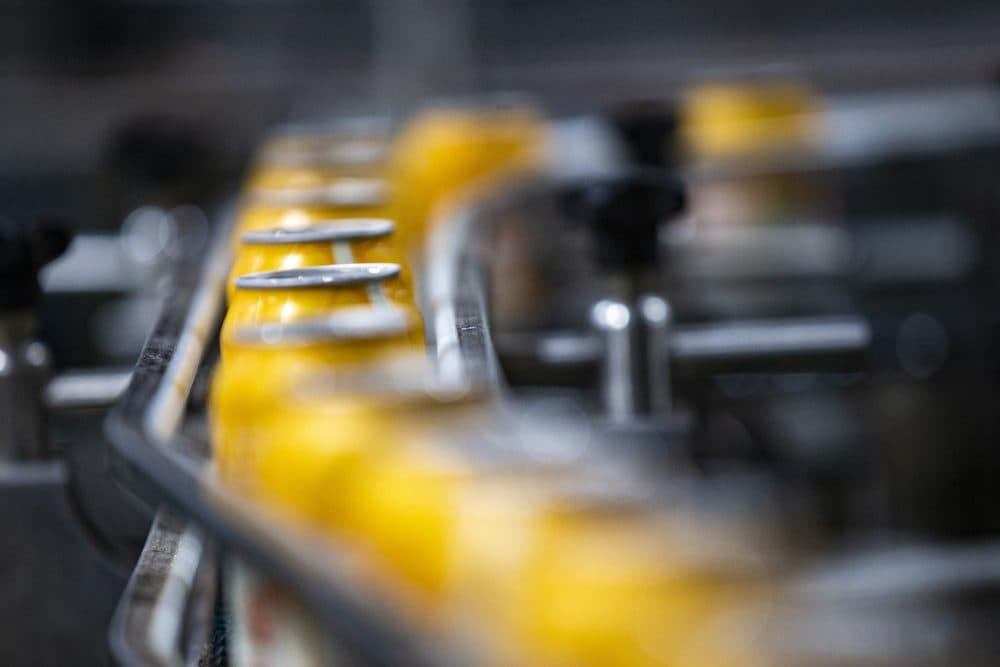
[639, 294, 672, 414]
[591, 299, 635, 423]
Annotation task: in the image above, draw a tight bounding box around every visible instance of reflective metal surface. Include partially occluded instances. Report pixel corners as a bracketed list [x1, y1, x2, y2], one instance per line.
[241, 218, 395, 245]
[233, 263, 400, 290]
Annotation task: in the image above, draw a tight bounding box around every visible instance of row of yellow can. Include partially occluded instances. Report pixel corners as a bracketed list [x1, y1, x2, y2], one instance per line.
[225, 388, 772, 667]
[212, 103, 545, 477]
[209, 105, 772, 667]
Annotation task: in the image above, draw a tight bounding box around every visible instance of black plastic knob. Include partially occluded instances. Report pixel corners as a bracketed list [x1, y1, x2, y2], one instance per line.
[608, 100, 679, 169]
[560, 170, 685, 270]
[0, 217, 72, 313]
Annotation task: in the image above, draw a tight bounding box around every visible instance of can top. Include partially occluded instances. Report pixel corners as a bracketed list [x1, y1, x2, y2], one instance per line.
[241, 218, 395, 245]
[248, 178, 389, 208]
[257, 140, 390, 168]
[234, 263, 399, 290]
[232, 304, 412, 345]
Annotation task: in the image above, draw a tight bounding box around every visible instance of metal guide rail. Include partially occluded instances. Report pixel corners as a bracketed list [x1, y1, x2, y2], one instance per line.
[103, 174, 874, 666]
[104, 190, 501, 666]
[109, 511, 217, 667]
[103, 174, 1000, 667]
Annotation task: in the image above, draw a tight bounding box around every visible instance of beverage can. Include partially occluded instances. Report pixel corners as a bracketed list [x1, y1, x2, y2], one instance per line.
[228, 219, 406, 300]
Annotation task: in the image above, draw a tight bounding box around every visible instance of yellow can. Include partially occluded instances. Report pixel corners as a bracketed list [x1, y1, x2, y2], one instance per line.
[392, 104, 547, 245]
[350, 439, 475, 602]
[248, 383, 499, 615]
[228, 219, 404, 300]
[504, 501, 769, 667]
[681, 80, 820, 161]
[343, 413, 589, 628]
[210, 305, 425, 483]
[247, 126, 389, 191]
[233, 177, 392, 245]
[220, 263, 419, 357]
[236, 395, 386, 527]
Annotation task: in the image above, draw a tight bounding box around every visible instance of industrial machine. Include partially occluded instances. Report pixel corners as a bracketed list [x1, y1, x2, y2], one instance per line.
[1, 3, 999, 666]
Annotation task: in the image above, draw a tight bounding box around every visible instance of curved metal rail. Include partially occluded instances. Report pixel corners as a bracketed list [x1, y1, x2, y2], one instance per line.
[104, 187, 511, 666]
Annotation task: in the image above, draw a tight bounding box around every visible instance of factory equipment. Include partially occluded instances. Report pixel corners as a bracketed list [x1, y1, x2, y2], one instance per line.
[1, 3, 999, 666]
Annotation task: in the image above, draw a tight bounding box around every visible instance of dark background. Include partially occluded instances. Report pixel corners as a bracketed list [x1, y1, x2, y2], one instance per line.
[1, 0, 999, 229]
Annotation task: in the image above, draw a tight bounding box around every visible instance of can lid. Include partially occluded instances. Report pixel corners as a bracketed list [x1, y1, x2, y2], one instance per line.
[258, 141, 390, 168]
[241, 218, 395, 245]
[248, 178, 388, 208]
[232, 304, 412, 345]
[234, 263, 399, 290]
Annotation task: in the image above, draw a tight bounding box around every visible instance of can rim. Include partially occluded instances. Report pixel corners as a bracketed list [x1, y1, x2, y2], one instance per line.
[232, 305, 412, 344]
[241, 218, 395, 245]
[248, 178, 388, 208]
[257, 141, 390, 168]
[234, 263, 399, 289]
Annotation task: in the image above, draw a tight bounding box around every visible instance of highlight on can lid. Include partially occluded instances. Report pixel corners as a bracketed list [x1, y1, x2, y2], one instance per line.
[247, 178, 389, 208]
[233, 263, 400, 290]
[241, 219, 396, 245]
[255, 117, 392, 167]
[257, 140, 390, 168]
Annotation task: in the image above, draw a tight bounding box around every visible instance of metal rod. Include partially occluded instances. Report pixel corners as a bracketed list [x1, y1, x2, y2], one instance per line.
[639, 295, 672, 413]
[670, 316, 871, 363]
[496, 315, 871, 379]
[590, 299, 636, 423]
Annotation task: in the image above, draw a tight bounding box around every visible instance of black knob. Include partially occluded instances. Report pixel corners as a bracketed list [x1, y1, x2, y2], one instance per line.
[608, 100, 679, 169]
[0, 217, 72, 313]
[560, 170, 685, 271]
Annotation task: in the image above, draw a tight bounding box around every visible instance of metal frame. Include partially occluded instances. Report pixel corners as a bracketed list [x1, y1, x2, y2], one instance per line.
[104, 219, 427, 664]
[104, 186, 512, 666]
[104, 174, 1000, 666]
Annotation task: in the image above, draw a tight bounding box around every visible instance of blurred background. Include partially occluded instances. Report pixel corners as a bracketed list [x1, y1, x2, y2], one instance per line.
[2, 1, 1000, 665]
[4, 0, 1000, 227]
[0, 0, 994, 363]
